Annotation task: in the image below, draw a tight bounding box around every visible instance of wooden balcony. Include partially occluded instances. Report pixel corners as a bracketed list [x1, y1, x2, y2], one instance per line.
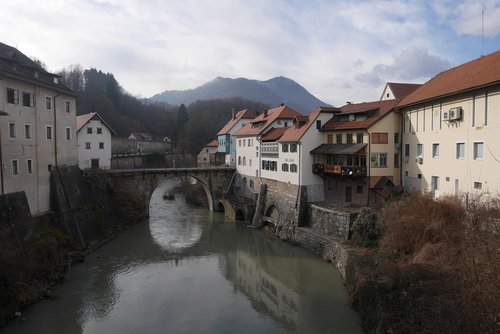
[312, 163, 367, 177]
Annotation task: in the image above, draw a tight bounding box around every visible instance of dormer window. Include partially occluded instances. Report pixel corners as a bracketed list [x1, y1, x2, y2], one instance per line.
[34, 71, 39, 79]
[53, 77, 59, 84]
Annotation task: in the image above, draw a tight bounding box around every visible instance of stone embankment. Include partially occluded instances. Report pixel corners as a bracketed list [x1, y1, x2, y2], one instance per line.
[0, 165, 144, 328]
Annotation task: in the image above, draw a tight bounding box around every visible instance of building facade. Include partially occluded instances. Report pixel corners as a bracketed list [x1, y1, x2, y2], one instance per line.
[76, 113, 116, 170]
[0, 42, 77, 214]
[197, 139, 225, 167]
[217, 109, 257, 166]
[398, 51, 500, 198]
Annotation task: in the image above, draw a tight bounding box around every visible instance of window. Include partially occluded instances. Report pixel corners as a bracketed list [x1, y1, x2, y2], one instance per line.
[474, 181, 482, 189]
[243, 140, 245, 147]
[394, 153, 400, 168]
[404, 144, 410, 159]
[371, 152, 388, 167]
[356, 184, 363, 194]
[65, 101, 70, 113]
[417, 144, 423, 157]
[347, 133, 353, 144]
[282, 163, 289, 172]
[456, 143, 465, 159]
[243, 157, 246, 166]
[46, 126, 53, 139]
[12, 160, 18, 176]
[327, 134, 333, 144]
[7, 88, 19, 104]
[48, 164, 53, 172]
[22, 92, 33, 107]
[25, 124, 32, 139]
[65, 127, 71, 141]
[336, 134, 342, 144]
[9, 122, 16, 138]
[282, 144, 289, 152]
[290, 164, 298, 172]
[473, 142, 484, 160]
[372, 132, 388, 144]
[316, 120, 321, 129]
[238, 156, 241, 165]
[27, 159, 33, 174]
[432, 143, 440, 158]
[247, 139, 251, 146]
[85, 142, 91, 149]
[87, 127, 92, 134]
[356, 133, 363, 143]
[45, 97, 52, 109]
[290, 144, 297, 152]
[249, 159, 252, 167]
[394, 133, 399, 144]
[97, 127, 102, 134]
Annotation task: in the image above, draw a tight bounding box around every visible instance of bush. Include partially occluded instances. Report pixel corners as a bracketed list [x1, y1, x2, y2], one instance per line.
[351, 208, 380, 247]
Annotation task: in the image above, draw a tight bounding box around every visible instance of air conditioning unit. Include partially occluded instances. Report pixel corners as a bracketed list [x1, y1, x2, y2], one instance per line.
[449, 107, 463, 120]
[442, 111, 449, 120]
[415, 156, 423, 164]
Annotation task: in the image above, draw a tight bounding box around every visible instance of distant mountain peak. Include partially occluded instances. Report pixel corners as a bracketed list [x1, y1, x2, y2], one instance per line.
[150, 76, 331, 114]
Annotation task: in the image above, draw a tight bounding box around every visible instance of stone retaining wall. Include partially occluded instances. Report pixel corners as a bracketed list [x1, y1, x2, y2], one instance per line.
[308, 204, 359, 240]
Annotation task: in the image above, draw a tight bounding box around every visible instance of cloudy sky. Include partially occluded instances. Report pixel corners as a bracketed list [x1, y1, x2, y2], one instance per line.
[2, 0, 500, 106]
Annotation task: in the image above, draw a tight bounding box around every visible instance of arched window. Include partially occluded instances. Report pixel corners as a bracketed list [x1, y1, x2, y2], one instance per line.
[282, 144, 289, 152]
[243, 157, 246, 166]
[282, 163, 289, 172]
[290, 144, 297, 152]
[290, 164, 298, 172]
[238, 156, 241, 165]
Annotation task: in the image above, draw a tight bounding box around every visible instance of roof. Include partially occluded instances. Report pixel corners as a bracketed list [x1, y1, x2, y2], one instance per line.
[398, 50, 500, 107]
[217, 109, 258, 135]
[76, 112, 117, 135]
[0, 42, 74, 95]
[234, 105, 302, 137]
[261, 127, 288, 142]
[322, 99, 399, 131]
[310, 143, 367, 155]
[205, 139, 218, 147]
[382, 82, 422, 100]
[130, 132, 153, 140]
[278, 106, 338, 142]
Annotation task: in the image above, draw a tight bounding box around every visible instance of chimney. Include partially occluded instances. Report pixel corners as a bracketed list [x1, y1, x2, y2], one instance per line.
[263, 109, 268, 118]
[280, 102, 285, 107]
[232, 108, 236, 120]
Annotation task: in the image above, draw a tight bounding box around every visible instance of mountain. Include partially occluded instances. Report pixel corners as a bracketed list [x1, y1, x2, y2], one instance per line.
[150, 76, 331, 114]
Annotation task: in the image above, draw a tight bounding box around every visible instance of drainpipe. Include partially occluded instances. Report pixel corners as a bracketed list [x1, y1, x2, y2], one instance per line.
[53, 94, 60, 166]
[364, 129, 370, 206]
[0, 110, 9, 195]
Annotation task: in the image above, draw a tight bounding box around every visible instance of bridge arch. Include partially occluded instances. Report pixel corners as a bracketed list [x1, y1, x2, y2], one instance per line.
[263, 204, 279, 225]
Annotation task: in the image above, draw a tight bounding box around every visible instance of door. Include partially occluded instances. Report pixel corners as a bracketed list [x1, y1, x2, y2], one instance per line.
[345, 186, 352, 203]
[91, 159, 99, 169]
[431, 176, 440, 198]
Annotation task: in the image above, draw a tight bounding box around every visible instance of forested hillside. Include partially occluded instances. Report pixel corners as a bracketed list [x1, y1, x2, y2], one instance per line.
[57, 65, 268, 156]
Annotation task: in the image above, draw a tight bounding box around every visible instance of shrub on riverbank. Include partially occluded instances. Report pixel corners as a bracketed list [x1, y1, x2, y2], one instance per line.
[348, 192, 500, 333]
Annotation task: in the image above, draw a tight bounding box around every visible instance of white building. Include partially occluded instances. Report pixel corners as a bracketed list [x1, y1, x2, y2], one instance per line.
[217, 109, 257, 166]
[398, 50, 500, 198]
[76, 113, 116, 170]
[0, 42, 77, 214]
[234, 105, 336, 202]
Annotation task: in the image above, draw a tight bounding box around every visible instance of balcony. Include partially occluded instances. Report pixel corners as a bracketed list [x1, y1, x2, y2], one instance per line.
[313, 163, 367, 177]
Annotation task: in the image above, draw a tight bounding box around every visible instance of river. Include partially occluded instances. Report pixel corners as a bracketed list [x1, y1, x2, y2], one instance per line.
[3, 180, 363, 334]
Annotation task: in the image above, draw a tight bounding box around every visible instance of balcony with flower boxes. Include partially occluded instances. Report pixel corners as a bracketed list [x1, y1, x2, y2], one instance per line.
[313, 163, 367, 177]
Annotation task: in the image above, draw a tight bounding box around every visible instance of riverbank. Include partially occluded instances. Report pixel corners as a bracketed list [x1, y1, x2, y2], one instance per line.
[0, 168, 144, 328]
[291, 193, 499, 334]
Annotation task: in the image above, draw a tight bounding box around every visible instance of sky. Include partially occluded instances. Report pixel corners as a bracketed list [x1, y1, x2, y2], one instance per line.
[2, 0, 500, 106]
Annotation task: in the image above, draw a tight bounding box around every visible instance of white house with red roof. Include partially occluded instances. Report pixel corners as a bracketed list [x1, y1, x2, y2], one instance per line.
[397, 50, 500, 198]
[217, 109, 257, 166]
[76, 112, 116, 170]
[197, 139, 225, 168]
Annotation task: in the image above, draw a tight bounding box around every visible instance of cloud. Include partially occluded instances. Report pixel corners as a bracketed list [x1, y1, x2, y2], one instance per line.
[355, 47, 451, 86]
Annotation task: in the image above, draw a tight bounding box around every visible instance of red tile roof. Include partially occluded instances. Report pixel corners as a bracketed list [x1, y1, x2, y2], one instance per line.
[278, 106, 338, 142]
[261, 127, 288, 142]
[398, 50, 500, 107]
[383, 82, 422, 99]
[216, 109, 257, 135]
[76, 112, 117, 135]
[205, 139, 219, 147]
[234, 105, 302, 136]
[322, 99, 399, 131]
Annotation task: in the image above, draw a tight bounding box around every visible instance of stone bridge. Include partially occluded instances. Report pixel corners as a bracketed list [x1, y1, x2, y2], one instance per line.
[100, 167, 236, 214]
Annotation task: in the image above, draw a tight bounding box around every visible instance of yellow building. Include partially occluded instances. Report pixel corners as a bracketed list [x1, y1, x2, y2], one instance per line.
[397, 50, 500, 198]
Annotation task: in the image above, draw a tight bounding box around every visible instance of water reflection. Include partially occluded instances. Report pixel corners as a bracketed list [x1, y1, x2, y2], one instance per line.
[148, 179, 203, 251]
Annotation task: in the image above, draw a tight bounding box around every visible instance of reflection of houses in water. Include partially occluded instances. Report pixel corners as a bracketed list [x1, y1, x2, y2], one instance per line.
[234, 250, 299, 327]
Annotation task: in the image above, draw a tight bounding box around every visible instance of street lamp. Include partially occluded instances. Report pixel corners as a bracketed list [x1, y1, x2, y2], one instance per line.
[0, 110, 10, 195]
